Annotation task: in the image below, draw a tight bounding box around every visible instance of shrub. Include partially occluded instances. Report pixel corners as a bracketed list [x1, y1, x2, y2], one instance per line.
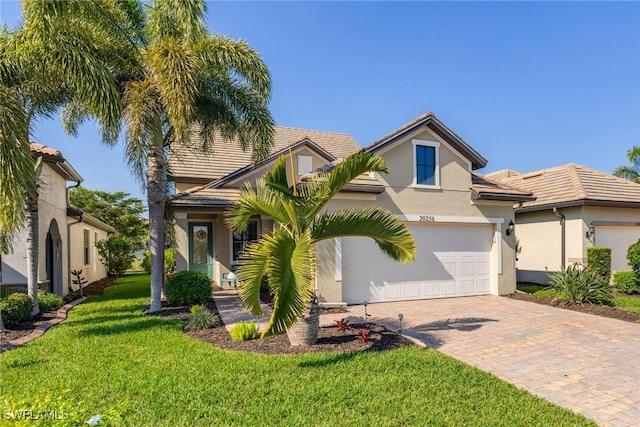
[63, 290, 82, 304]
[230, 321, 260, 341]
[586, 247, 611, 284]
[96, 235, 136, 279]
[613, 271, 640, 294]
[186, 305, 219, 330]
[142, 248, 177, 275]
[165, 271, 212, 305]
[549, 264, 614, 305]
[627, 239, 640, 275]
[37, 291, 64, 312]
[0, 293, 33, 327]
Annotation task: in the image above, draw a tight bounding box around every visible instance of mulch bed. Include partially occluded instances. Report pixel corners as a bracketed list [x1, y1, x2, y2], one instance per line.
[505, 292, 640, 323]
[1, 277, 116, 343]
[0, 311, 59, 344]
[147, 299, 416, 354]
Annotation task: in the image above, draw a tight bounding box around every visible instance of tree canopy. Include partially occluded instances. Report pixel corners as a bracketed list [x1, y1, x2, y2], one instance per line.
[70, 187, 147, 242]
[613, 146, 640, 184]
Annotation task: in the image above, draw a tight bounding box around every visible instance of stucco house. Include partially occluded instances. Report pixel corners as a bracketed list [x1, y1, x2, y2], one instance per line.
[170, 112, 533, 306]
[486, 164, 640, 284]
[0, 143, 115, 296]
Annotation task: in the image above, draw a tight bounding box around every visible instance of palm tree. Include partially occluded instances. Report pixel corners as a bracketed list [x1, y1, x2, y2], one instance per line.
[22, 0, 274, 312]
[226, 152, 416, 344]
[613, 146, 640, 184]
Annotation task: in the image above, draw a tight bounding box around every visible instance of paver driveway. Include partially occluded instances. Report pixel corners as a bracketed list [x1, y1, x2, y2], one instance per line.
[321, 296, 640, 427]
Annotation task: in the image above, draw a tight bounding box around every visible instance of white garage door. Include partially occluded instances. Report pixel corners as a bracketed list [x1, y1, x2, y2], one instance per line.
[596, 226, 640, 272]
[342, 223, 493, 304]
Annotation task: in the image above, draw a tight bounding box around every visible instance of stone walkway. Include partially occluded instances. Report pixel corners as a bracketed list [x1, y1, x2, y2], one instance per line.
[212, 289, 272, 331]
[322, 296, 640, 427]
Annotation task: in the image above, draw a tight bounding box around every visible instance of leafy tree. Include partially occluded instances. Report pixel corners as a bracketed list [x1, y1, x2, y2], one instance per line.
[226, 152, 416, 343]
[613, 146, 640, 184]
[24, 0, 274, 312]
[70, 187, 146, 242]
[96, 235, 136, 280]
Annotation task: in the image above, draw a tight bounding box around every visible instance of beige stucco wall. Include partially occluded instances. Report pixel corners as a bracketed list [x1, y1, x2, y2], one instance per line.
[68, 221, 110, 287]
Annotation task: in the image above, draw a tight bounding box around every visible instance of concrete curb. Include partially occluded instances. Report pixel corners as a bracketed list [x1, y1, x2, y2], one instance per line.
[0, 296, 87, 353]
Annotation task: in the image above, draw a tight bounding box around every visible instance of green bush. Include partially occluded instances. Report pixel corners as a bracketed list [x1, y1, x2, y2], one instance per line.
[37, 291, 64, 312]
[63, 290, 82, 304]
[96, 235, 136, 278]
[586, 247, 611, 284]
[549, 264, 614, 305]
[165, 271, 211, 306]
[0, 293, 33, 327]
[613, 271, 640, 294]
[230, 321, 260, 341]
[627, 239, 640, 275]
[186, 304, 219, 330]
[142, 248, 177, 275]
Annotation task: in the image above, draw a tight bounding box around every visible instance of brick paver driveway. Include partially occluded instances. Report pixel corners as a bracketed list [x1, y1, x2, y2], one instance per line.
[321, 296, 640, 427]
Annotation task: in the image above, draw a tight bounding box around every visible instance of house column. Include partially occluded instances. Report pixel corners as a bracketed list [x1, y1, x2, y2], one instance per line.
[175, 212, 188, 272]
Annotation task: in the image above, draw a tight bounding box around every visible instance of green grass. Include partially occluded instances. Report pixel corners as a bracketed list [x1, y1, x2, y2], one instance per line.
[614, 295, 640, 314]
[0, 274, 595, 426]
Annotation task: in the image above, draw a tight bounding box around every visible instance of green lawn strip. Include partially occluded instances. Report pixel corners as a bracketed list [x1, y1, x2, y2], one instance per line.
[614, 295, 640, 314]
[1, 275, 594, 426]
[518, 284, 640, 313]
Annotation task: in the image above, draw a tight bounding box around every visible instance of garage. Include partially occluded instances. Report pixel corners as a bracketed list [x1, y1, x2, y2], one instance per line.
[595, 226, 640, 272]
[342, 223, 493, 304]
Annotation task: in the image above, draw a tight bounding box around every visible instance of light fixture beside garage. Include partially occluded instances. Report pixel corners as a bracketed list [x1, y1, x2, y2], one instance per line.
[506, 220, 515, 236]
[586, 222, 595, 240]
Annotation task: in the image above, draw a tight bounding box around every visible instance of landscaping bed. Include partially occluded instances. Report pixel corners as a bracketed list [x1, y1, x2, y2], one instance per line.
[506, 292, 640, 323]
[147, 299, 415, 354]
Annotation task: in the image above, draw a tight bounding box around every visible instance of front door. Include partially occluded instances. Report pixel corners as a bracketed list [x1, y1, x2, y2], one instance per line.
[189, 222, 213, 278]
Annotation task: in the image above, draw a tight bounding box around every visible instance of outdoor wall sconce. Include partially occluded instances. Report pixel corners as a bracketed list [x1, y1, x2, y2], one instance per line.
[506, 220, 515, 236]
[586, 222, 595, 240]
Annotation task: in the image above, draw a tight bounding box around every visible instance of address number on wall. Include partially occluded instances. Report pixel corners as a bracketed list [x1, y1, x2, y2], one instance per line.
[419, 215, 436, 222]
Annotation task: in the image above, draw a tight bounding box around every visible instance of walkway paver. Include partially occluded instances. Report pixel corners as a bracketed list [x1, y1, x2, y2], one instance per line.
[212, 289, 272, 331]
[321, 296, 640, 427]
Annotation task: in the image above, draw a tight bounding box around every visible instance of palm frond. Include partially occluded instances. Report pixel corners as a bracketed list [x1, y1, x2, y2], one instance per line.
[613, 165, 640, 183]
[261, 229, 315, 337]
[312, 207, 416, 263]
[147, 0, 206, 44]
[226, 180, 291, 233]
[236, 239, 270, 316]
[0, 85, 33, 234]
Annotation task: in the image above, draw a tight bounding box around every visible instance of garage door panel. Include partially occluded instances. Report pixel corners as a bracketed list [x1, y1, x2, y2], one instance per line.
[342, 223, 493, 304]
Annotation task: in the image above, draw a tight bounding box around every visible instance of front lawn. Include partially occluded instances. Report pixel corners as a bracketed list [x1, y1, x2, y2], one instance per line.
[0, 274, 594, 426]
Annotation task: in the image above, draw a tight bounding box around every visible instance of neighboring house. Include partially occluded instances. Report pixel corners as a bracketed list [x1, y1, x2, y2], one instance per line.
[0, 143, 115, 296]
[170, 112, 532, 306]
[486, 164, 640, 284]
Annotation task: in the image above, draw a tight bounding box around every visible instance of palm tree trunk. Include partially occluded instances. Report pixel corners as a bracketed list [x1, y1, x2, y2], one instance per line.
[147, 143, 166, 313]
[26, 194, 40, 316]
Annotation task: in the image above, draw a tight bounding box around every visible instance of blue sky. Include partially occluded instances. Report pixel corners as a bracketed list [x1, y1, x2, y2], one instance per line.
[1, 1, 639, 209]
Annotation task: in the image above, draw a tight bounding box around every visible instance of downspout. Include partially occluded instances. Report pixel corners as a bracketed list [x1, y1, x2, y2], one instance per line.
[552, 207, 566, 268]
[66, 181, 82, 292]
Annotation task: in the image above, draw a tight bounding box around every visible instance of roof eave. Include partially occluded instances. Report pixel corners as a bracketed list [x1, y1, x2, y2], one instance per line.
[471, 191, 537, 203]
[516, 199, 640, 213]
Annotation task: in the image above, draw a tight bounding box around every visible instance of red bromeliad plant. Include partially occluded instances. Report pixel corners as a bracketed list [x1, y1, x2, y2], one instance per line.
[335, 318, 350, 331]
[356, 329, 372, 343]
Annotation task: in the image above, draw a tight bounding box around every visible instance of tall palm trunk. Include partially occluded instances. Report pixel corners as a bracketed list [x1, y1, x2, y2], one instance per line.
[26, 193, 40, 316]
[147, 142, 166, 313]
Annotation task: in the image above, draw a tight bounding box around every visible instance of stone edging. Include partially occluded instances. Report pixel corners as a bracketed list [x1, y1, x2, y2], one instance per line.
[0, 296, 87, 353]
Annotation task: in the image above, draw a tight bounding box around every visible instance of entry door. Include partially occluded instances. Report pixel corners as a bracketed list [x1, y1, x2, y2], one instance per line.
[189, 222, 213, 278]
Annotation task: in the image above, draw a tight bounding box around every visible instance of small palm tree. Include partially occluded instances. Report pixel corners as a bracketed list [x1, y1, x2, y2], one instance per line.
[613, 146, 640, 184]
[226, 152, 416, 343]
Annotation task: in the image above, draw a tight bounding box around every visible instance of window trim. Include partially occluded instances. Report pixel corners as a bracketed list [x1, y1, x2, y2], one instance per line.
[412, 139, 441, 189]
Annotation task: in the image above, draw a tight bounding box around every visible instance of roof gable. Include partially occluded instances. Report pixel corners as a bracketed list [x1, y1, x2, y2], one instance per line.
[365, 112, 488, 170]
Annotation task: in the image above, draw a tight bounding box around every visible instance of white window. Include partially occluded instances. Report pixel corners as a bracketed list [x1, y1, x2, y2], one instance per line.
[297, 155, 313, 175]
[84, 229, 90, 265]
[412, 139, 440, 188]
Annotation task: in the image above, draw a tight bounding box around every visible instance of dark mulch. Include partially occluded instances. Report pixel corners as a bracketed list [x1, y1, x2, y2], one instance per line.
[147, 298, 415, 354]
[0, 311, 58, 344]
[505, 292, 640, 323]
[81, 276, 116, 296]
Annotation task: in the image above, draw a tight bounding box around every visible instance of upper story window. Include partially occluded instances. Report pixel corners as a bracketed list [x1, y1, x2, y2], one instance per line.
[83, 229, 90, 265]
[413, 139, 440, 188]
[297, 155, 313, 175]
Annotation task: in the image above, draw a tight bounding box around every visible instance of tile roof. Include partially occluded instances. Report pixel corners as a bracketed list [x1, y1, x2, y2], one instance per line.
[365, 112, 488, 170]
[169, 126, 361, 183]
[171, 188, 242, 209]
[470, 174, 535, 202]
[485, 163, 640, 210]
[30, 142, 64, 161]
